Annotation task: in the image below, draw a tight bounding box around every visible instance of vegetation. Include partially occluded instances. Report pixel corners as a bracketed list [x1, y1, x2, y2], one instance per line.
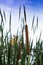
[0, 5, 43, 65]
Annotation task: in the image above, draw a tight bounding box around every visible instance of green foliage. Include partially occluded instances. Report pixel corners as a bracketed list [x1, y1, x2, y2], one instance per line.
[0, 9, 43, 65]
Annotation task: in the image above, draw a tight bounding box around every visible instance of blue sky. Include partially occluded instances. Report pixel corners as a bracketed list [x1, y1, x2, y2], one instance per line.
[0, 0, 43, 8]
[0, 0, 43, 44]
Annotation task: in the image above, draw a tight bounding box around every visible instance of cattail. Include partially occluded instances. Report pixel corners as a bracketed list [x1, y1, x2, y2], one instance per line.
[16, 26, 24, 65]
[25, 24, 30, 55]
[16, 45, 21, 65]
[23, 5, 30, 55]
[23, 4, 26, 22]
[16, 34, 23, 65]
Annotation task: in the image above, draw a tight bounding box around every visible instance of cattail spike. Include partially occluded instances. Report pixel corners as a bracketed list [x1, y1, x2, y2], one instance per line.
[23, 4, 26, 22]
[25, 24, 30, 55]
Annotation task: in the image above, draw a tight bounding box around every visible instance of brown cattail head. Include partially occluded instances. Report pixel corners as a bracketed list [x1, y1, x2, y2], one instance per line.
[25, 24, 30, 55]
[16, 45, 21, 65]
[23, 5, 30, 55]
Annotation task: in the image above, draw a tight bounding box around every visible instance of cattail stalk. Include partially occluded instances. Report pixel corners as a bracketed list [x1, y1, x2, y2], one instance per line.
[16, 45, 21, 65]
[16, 28, 24, 65]
[23, 5, 30, 65]
[23, 5, 30, 55]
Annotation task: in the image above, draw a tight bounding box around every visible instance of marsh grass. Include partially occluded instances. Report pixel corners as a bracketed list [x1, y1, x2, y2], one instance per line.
[0, 7, 43, 65]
